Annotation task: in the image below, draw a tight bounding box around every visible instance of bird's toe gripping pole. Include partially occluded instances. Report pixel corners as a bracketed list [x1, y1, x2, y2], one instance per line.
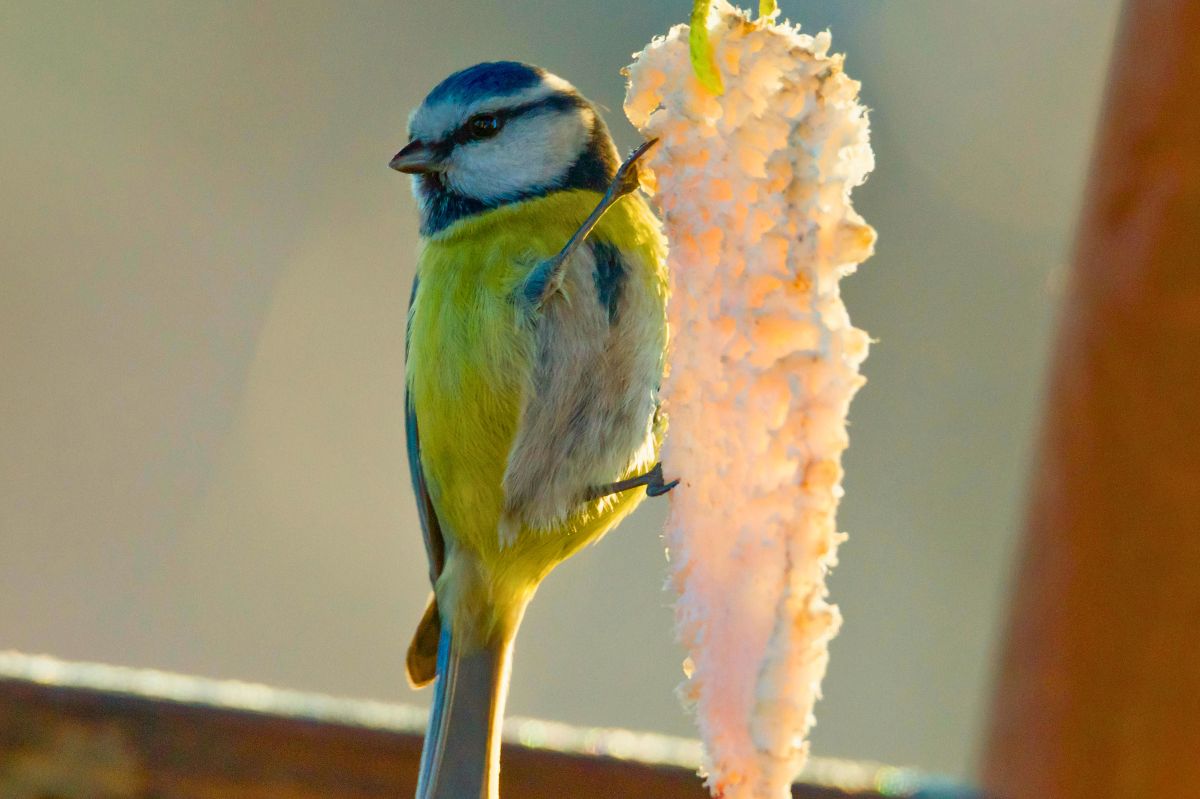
[525, 138, 659, 308]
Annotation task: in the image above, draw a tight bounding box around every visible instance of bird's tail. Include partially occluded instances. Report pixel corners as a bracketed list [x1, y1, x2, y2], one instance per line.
[416, 625, 512, 799]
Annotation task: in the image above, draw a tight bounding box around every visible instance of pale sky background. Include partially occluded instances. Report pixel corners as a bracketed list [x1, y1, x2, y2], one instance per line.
[0, 0, 1122, 780]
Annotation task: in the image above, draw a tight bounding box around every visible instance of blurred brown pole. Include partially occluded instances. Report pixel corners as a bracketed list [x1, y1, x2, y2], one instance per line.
[982, 2, 1200, 797]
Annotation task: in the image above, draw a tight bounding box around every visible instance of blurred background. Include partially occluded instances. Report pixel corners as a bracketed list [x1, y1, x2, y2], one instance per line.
[0, 0, 1122, 781]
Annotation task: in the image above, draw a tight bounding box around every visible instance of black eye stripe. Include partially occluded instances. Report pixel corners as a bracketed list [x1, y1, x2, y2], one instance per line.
[443, 91, 589, 148]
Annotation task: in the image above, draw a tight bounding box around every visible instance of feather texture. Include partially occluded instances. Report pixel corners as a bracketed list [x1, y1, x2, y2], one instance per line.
[416, 626, 510, 799]
[407, 188, 666, 631]
[405, 187, 667, 799]
[401, 61, 670, 799]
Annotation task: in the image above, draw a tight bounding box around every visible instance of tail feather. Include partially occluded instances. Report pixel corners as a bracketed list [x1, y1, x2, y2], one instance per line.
[416, 626, 511, 799]
[407, 595, 441, 688]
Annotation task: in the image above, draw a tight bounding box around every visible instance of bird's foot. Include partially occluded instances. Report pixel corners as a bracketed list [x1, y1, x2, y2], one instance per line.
[587, 462, 679, 501]
[645, 462, 681, 497]
[611, 137, 657, 198]
[526, 139, 659, 309]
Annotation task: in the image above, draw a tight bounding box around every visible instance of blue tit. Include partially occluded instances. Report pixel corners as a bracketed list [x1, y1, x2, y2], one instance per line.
[390, 61, 676, 799]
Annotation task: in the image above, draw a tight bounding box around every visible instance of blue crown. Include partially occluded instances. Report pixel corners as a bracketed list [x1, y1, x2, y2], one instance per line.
[424, 61, 546, 107]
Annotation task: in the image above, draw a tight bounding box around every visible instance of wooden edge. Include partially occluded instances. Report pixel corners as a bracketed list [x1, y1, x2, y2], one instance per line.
[0, 651, 978, 798]
[981, 0, 1200, 796]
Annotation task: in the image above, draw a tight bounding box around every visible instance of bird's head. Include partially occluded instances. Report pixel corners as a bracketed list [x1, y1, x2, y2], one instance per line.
[392, 61, 620, 236]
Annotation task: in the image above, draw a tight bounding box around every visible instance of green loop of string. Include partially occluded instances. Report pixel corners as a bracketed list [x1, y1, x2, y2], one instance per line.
[689, 1, 778, 96]
[688, 0, 724, 95]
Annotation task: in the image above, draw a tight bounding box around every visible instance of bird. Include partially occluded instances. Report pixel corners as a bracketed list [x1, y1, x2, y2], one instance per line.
[391, 61, 676, 799]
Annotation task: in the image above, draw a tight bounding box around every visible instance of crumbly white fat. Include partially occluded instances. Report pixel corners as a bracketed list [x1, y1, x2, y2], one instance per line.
[624, 4, 875, 797]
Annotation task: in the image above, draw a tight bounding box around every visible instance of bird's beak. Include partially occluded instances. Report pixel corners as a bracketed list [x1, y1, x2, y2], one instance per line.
[389, 140, 442, 174]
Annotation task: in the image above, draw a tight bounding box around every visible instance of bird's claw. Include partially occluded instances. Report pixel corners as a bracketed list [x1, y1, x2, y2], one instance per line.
[586, 461, 679, 502]
[644, 462, 680, 497]
[611, 138, 658, 199]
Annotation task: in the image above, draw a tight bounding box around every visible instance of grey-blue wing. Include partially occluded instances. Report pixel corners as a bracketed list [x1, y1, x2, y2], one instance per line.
[406, 275, 444, 586]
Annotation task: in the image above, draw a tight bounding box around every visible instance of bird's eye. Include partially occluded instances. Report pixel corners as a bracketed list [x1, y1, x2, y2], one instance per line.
[468, 114, 502, 140]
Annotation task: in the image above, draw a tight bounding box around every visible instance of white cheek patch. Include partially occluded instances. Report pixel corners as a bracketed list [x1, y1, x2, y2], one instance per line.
[447, 108, 590, 201]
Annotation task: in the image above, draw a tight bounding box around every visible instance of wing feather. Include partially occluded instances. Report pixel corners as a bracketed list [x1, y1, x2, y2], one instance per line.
[406, 273, 444, 688]
[406, 274, 445, 584]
